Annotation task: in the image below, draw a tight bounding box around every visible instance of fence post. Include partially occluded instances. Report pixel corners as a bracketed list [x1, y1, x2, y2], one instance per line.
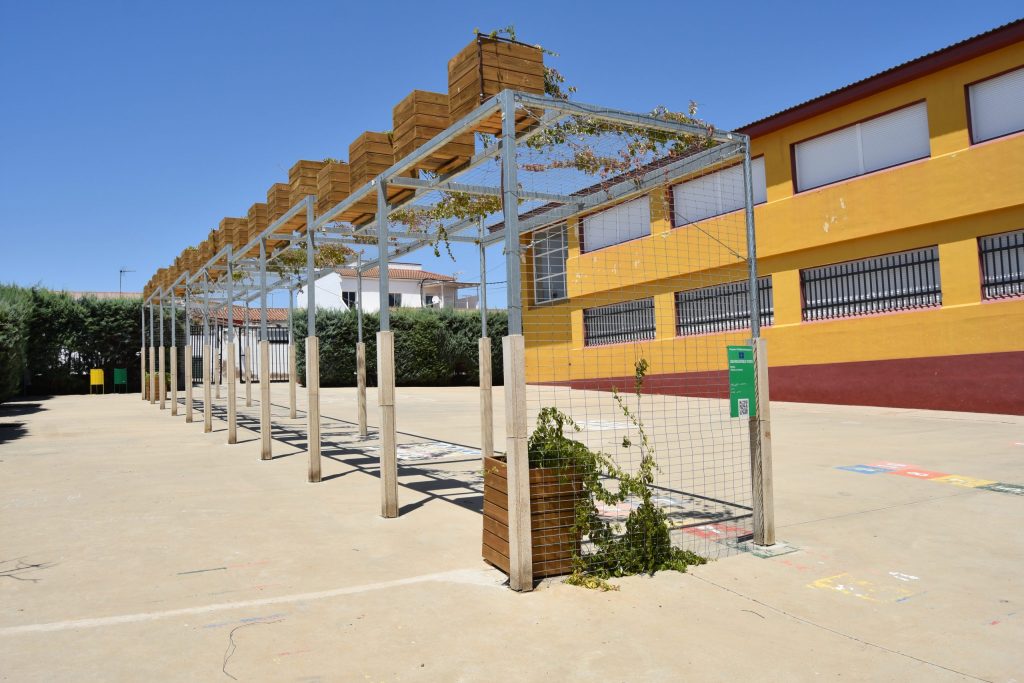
[149, 303, 156, 405]
[170, 290, 178, 416]
[479, 219, 493, 459]
[158, 291, 166, 410]
[140, 305, 146, 400]
[203, 273, 212, 433]
[184, 276, 193, 423]
[226, 249, 237, 445]
[751, 337, 775, 546]
[500, 89, 532, 592]
[377, 179, 399, 517]
[259, 237, 272, 461]
[288, 286, 297, 420]
[305, 196, 321, 483]
[356, 253, 367, 438]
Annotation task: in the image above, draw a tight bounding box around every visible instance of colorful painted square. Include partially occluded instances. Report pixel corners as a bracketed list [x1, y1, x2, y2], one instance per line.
[836, 465, 888, 475]
[979, 482, 1024, 496]
[684, 523, 750, 540]
[931, 474, 997, 488]
[867, 461, 916, 471]
[887, 467, 949, 480]
[809, 573, 915, 603]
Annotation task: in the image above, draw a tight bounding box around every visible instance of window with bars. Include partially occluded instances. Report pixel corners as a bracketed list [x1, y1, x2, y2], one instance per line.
[801, 246, 941, 321]
[980, 229, 1024, 299]
[676, 277, 773, 336]
[583, 298, 656, 346]
[532, 224, 568, 304]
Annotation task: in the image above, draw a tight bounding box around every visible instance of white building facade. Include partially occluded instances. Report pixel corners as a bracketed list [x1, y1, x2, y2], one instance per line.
[296, 262, 478, 312]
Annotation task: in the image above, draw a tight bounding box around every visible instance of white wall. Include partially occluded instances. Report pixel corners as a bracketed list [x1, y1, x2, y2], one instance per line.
[295, 269, 476, 312]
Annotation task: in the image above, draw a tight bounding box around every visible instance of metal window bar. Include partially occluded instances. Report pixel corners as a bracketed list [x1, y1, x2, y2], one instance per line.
[980, 229, 1024, 299]
[800, 246, 941, 321]
[582, 298, 656, 346]
[676, 277, 773, 336]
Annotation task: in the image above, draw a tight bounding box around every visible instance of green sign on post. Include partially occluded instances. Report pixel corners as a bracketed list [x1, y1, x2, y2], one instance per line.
[728, 345, 756, 418]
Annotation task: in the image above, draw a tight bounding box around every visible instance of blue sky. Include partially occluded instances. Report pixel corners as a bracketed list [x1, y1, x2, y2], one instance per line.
[0, 0, 1020, 307]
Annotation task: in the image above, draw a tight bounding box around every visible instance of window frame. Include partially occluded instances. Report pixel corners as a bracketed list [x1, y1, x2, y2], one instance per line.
[965, 66, 1024, 145]
[531, 223, 569, 306]
[388, 293, 402, 308]
[669, 155, 767, 228]
[790, 100, 931, 193]
[341, 291, 356, 309]
[579, 195, 652, 254]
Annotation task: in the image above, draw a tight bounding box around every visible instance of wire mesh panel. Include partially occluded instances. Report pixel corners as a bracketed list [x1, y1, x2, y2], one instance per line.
[500, 103, 759, 581]
[980, 229, 1024, 299]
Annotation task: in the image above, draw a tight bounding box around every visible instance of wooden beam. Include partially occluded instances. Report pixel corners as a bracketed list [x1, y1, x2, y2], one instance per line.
[377, 331, 398, 517]
[184, 344, 193, 423]
[203, 344, 212, 433]
[751, 337, 776, 546]
[307, 336, 321, 482]
[260, 340, 272, 460]
[149, 346, 156, 405]
[170, 348, 178, 416]
[356, 342, 367, 438]
[227, 341, 237, 444]
[502, 334, 533, 591]
[479, 337, 494, 460]
[288, 342, 297, 419]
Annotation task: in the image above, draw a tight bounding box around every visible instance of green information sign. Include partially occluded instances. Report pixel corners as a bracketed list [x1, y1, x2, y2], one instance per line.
[727, 345, 756, 418]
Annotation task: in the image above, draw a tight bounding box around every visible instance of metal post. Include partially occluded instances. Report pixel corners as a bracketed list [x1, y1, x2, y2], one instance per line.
[259, 237, 272, 460]
[305, 196, 321, 482]
[149, 302, 156, 405]
[203, 273, 212, 433]
[499, 89, 532, 591]
[170, 289, 178, 416]
[226, 249, 237, 445]
[244, 283, 252, 408]
[377, 179, 398, 518]
[356, 252, 367, 438]
[288, 284, 297, 420]
[140, 305, 146, 400]
[742, 138, 775, 547]
[479, 217, 493, 460]
[184, 276, 193, 423]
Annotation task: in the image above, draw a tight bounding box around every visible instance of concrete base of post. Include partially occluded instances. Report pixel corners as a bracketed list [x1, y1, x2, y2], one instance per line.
[502, 334, 533, 592]
[140, 347, 146, 400]
[149, 347, 156, 404]
[306, 336, 321, 483]
[184, 344, 193, 423]
[170, 347, 178, 416]
[227, 342, 237, 444]
[356, 342, 367, 438]
[377, 331, 398, 518]
[479, 337, 494, 459]
[245, 342, 252, 408]
[288, 343, 297, 420]
[158, 346, 166, 410]
[203, 344, 212, 433]
[215, 351, 222, 400]
[260, 340, 271, 460]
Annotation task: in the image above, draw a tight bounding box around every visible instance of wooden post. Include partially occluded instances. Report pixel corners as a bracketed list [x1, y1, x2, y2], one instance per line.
[288, 342, 297, 419]
[203, 343, 212, 433]
[356, 341, 367, 438]
[479, 337, 494, 459]
[184, 344, 193, 423]
[750, 337, 776, 546]
[215, 329, 222, 400]
[158, 346, 166, 409]
[140, 346, 145, 400]
[502, 334, 532, 591]
[307, 336, 321, 482]
[260, 340, 271, 460]
[244, 323, 253, 408]
[170, 347, 178, 416]
[227, 342, 237, 444]
[149, 346, 156, 404]
[377, 331, 398, 517]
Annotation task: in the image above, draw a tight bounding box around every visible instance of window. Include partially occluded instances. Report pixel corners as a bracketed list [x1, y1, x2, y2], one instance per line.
[341, 291, 356, 309]
[388, 293, 402, 308]
[532, 224, 568, 304]
[794, 102, 930, 192]
[583, 298, 656, 346]
[676, 277, 773, 336]
[672, 157, 766, 225]
[979, 229, 1024, 299]
[581, 196, 650, 253]
[969, 67, 1024, 143]
[800, 246, 941, 321]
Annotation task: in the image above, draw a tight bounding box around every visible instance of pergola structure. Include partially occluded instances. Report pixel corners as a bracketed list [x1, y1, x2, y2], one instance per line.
[137, 50, 771, 591]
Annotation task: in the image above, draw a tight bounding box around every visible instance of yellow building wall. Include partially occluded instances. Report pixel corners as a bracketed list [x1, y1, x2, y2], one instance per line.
[522, 42, 1024, 385]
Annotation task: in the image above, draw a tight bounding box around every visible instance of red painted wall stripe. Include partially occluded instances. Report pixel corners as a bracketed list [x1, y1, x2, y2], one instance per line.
[545, 351, 1024, 416]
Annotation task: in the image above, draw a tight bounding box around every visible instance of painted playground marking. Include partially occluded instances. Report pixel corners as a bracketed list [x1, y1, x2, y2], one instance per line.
[0, 568, 501, 637]
[836, 462, 1021, 496]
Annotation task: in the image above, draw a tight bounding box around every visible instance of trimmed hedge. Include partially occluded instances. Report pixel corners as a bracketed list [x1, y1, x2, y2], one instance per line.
[0, 285, 149, 400]
[293, 308, 508, 387]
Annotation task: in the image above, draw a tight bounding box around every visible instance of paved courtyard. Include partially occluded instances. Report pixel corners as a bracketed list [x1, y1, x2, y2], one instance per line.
[1, 385, 1021, 681]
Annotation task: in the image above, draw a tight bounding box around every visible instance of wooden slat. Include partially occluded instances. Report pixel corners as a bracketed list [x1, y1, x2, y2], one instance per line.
[483, 512, 509, 542]
[482, 499, 508, 526]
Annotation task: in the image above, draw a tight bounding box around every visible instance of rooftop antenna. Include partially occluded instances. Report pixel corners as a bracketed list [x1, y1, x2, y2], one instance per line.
[119, 267, 135, 296]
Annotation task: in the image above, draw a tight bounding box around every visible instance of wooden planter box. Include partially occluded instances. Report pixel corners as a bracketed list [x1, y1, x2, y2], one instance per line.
[393, 90, 474, 173]
[482, 455, 583, 579]
[316, 161, 350, 218]
[346, 132, 414, 225]
[288, 160, 325, 228]
[266, 183, 291, 223]
[448, 36, 545, 134]
[218, 217, 248, 254]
